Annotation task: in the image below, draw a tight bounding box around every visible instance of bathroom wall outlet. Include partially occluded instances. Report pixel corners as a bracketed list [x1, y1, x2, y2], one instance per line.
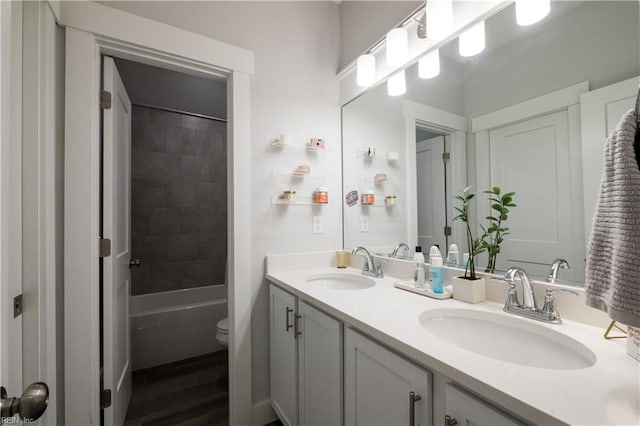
[312, 216, 324, 234]
[360, 215, 369, 232]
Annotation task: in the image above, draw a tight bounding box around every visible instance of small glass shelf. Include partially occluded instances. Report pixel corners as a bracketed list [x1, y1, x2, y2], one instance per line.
[360, 202, 396, 208]
[272, 165, 325, 179]
[271, 137, 325, 152]
[355, 150, 399, 162]
[357, 175, 397, 185]
[271, 195, 330, 206]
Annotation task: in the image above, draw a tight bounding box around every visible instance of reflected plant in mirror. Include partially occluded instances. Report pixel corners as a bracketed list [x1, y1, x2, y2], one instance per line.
[481, 187, 516, 274]
[453, 187, 485, 280]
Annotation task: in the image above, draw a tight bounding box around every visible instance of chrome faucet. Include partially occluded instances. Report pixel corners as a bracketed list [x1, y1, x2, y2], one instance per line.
[546, 258, 570, 283]
[351, 246, 384, 278]
[390, 243, 410, 258]
[503, 267, 578, 324]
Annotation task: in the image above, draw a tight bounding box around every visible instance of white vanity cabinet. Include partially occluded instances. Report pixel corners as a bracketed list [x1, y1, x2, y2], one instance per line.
[344, 328, 432, 426]
[444, 383, 524, 426]
[269, 284, 342, 426]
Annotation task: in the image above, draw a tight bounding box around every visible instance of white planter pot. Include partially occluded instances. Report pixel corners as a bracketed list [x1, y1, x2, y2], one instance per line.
[452, 276, 486, 304]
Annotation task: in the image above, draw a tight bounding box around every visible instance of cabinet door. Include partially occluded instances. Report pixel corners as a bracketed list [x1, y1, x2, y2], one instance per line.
[445, 384, 524, 426]
[270, 284, 298, 426]
[298, 301, 342, 426]
[345, 328, 432, 426]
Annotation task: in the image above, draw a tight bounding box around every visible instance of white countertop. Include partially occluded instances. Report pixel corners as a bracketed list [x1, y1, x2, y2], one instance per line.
[266, 262, 640, 426]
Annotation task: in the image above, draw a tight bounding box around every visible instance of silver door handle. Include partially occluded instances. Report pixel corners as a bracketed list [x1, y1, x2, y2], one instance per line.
[409, 391, 421, 426]
[1, 382, 49, 421]
[285, 307, 294, 332]
[444, 415, 458, 426]
[129, 258, 141, 268]
[294, 313, 302, 338]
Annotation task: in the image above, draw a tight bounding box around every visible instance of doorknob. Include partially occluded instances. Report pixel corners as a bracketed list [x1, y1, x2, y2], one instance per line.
[1, 382, 49, 422]
[129, 258, 141, 268]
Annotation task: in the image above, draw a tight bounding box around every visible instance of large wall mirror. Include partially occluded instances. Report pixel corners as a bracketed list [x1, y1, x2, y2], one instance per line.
[342, 0, 639, 285]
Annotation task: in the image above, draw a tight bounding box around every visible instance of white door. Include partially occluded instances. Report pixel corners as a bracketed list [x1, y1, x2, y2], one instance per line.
[416, 135, 446, 252]
[297, 301, 342, 426]
[0, 0, 23, 409]
[486, 110, 580, 279]
[581, 76, 639, 243]
[344, 328, 431, 426]
[270, 284, 298, 426]
[445, 384, 523, 426]
[102, 56, 132, 426]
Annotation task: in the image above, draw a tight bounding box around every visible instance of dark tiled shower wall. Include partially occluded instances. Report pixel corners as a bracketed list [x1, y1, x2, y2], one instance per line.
[131, 106, 227, 296]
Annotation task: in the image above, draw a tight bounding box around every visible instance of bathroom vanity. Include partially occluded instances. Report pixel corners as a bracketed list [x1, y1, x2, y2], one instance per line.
[265, 252, 639, 426]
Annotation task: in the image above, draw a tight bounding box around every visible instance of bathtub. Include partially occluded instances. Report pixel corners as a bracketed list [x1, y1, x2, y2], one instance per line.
[130, 285, 227, 371]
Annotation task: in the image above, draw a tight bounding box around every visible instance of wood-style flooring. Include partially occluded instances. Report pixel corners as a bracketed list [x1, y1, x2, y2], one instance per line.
[124, 351, 229, 426]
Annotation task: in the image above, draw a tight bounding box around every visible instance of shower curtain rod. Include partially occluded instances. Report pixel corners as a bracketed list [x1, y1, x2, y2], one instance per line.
[133, 102, 228, 123]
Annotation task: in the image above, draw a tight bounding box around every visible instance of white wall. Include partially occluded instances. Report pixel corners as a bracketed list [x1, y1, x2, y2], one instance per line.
[100, 1, 342, 415]
[338, 0, 421, 70]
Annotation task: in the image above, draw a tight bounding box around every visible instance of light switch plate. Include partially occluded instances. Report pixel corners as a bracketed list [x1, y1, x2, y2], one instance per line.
[360, 215, 369, 232]
[312, 216, 324, 234]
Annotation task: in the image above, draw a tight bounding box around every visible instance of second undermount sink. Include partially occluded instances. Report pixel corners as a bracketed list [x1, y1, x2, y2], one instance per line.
[419, 309, 597, 370]
[306, 272, 376, 290]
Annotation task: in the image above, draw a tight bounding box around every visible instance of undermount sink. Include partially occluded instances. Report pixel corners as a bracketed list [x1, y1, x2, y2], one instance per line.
[419, 309, 597, 370]
[306, 273, 375, 290]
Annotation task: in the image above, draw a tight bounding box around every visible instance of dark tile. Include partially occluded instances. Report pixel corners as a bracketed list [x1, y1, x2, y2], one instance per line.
[132, 179, 167, 209]
[149, 209, 181, 235]
[209, 158, 227, 184]
[195, 183, 226, 209]
[180, 208, 215, 234]
[197, 234, 226, 261]
[132, 235, 167, 263]
[132, 123, 167, 153]
[182, 156, 211, 181]
[132, 208, 153, 237]
[149, 262, 185, 292]
[167, 181, 197, 208]
[131, 266, 152, 296]
[132, 150, 181, 181]
[132, 105, 150, 123]
[182, 115, 211, 130]
[166, 235, 200, 262]
[210, 209, 227, 232]
[183, 261, 215, 287]
[166, 125, 199, 155]
[149, 108, 182, 126]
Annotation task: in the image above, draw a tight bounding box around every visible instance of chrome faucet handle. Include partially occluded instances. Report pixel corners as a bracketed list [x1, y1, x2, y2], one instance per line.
[373, 259, 384, 278]
[503, 282, 521, 311]
[541, 288, 579, 322]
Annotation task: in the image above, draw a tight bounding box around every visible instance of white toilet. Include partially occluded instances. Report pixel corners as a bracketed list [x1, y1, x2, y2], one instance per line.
[216, 317, 229, 347]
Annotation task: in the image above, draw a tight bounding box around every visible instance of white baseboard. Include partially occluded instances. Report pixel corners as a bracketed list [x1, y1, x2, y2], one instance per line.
[252, 399, 277, 426]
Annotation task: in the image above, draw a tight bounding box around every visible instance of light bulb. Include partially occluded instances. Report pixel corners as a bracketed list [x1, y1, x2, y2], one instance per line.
[426, 0, 453, 40]
[459, 21, 485, 57]
[386, 28, 409, 67]
[516, 0, 550, 26]
[387, 70, 406, 96]
[418, 49, 440, 79]
[356, 54, 376, 87]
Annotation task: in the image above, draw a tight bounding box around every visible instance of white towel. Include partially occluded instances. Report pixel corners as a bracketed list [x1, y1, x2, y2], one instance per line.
[585, 110, 640, 327]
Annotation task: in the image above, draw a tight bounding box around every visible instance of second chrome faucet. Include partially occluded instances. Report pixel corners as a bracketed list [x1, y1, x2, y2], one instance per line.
[503, 267, 577, 324]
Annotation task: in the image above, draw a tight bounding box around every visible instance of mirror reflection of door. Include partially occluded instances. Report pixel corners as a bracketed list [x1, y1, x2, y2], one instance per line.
[416, 128, 447, 253]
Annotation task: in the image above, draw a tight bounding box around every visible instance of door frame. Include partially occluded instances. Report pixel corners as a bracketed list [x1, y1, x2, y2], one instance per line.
[403, 100, 467, 252]
[62, 2, 254, 425]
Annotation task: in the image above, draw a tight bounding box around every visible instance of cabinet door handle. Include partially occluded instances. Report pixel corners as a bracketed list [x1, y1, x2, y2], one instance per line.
[409, 391, 422, 426]
[285, 307, 294, 332]
[444, 415, 458, 426]
[294, 313, 302, 338]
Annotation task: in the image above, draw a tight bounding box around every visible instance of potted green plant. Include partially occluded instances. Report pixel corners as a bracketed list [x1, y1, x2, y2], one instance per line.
[481, 187, 516, 274]
[452, 186, 487, 303]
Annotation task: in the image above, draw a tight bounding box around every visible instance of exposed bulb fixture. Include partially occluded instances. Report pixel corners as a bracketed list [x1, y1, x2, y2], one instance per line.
[516, 0, 550, 26]
[426, 0, 453, 40]
[387, 70, 406, 96]
[418, 49, 440, 79]
[386, 28, 409, 66]
[356, 54, 376, 87]
[459, 21, 485, 57]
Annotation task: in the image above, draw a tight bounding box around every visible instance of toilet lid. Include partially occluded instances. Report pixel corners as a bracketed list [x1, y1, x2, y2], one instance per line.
[217, 317, 229, 333]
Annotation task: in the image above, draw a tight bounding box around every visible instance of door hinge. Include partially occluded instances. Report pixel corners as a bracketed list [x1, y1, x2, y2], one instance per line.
[13, 294, 23, 318]
[444, 226, 452, 237]
[442, 152, 450, 163]
[100, 389, 112, 409]
[100, 90, 112, 109]
[99, 238, 111, 258]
